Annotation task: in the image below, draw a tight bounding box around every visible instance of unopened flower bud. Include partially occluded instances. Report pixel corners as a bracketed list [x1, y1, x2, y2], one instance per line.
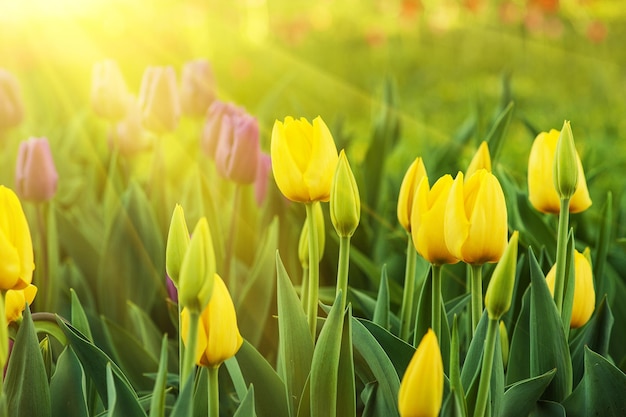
[0, 68, 25, 131]
[553, 121, 578, 200]
[139, 66, 180, 133]
[200, 100, 244, 159]
[485, 231, 519, 320]
[15, 137, 58, 203]
[165, 204, 190, 286]
[91, 60, 128, 121]
[108, 95, 152, 157]
[215, 113, 260, 184]
[330, 150, 360, 238]
[180, 59, 216, 117]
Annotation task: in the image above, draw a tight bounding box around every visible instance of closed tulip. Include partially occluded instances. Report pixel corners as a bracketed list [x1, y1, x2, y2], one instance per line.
[0, 68, 24, 131]
[545, 249, 595, 328]
[90, 60, 128, 121]
[330, 150, 360, 238]
[5, 284, 37, 323]
[466, 141, 492, 177]
[485, 231, 519, 320]
[108, 95, 152, 157]
[200, 100, 245, 159]
[15, 137, 59, 203]
[254, 152, 272, 206]
[0, 185, 35, 291]
[138, 66, 181, 133]
[411, 175, 459, 265]
[270, 116, 339, 203]
[165, 204, 190, 286]
[397, 157, 427, 233]
[181, 273, 243, 368]
[180, 59, 216, 117]
[215, 112, 260, 184]
[528, 129, 592, 214]
[444, 170, 507, 264]
[398, 329, 443, 417]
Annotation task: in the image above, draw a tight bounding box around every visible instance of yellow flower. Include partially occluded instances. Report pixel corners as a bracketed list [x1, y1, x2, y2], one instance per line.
[545, 249, 595, 328]
[411, 175, 459, 265]
[485, 231, 519, 320]
[270, 116, 339, 203]
[398, 329, 443, 417]
[0, 185, 34, 291]
[181, 274, 243, 368]
[444, 170, 508, 264]
[397, 157, 427, 233]
[466, 141, 492, 177]
[330, 150, 360, 238]
[5, 284, 37, 323]
[528, 129, 592, 214]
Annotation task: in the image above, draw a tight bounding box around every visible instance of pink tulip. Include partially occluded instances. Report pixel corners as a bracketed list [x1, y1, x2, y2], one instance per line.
[200, 100, 244, 159]
[180, 59, 216, 117]
[215, 113, 260, 184]
[138, 66, 181, 133]
[15, 138, 58, 202]
[0, 69, 24, 132]
[255, 152, 272, 205]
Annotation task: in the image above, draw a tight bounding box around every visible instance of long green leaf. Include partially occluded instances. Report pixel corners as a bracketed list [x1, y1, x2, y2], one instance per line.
[233, 385, 257, 417]
[506, 287, 531, 385]
[358, 319, 413, 379]
[148, 336, 169, 417]
[372, 265, 390, 330]
[336, 306, 356, 417]
[500, 370, 556, 417]
[105, 362, 147, 417]
[70, 289, 93, 342]
[484, 101, 514, 164]
[51, 346, 89, 417]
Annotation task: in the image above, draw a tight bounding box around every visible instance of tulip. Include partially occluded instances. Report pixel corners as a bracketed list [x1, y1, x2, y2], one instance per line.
[528, 128, 592, 214]
[444, 170, 507, 264]
[108, 95, 152, 157]
[181, 273, 243, 368]
[0, 68, 24, 131]
[5, 284, 37, 323]
[330, 150, 360, 238]
[0, 185, 35, 291]
[466, 141, 492, 177]
[397, 157, 427, 233]
[411, 175, 459, 265]
[138, 66, 181, 133]
[215, 113, 260, 184]
[165, 204, 190, 286]
[545, 249, 595, 328]
[180, 59, 216, 117]
[90, 60, 128, 121]
[270, 116, 339, 203]
[200, 100, 245, 159]
[15, 138, 59, 203]
[553, 121, 578, 200]
[398, 329, 443, 417]
[254, 152, 272, 206]
[485, 231, 519, 320]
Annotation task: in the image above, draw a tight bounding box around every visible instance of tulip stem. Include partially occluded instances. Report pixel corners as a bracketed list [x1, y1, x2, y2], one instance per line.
[471, 263, 484, 335]
[181, 310, 200, 389]
[399, 236, 417, 341]
[35, 203, 53, 312]
[553, 198, 571, 315]
[336, 235, 351, 309]
[474, 317, 499, 417]
[306, 202, 321, 340]
[208, 366, 219, 417]
[431, 264, 442, 340]
[178, 302, 184, 383]
[301, 268, 309, 311]
[224, 184, 242, 297]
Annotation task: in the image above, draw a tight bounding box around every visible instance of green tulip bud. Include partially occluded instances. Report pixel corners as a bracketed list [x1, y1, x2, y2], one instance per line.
[165, 204, 190, 286]
[485, 231, 519, 320]
[553, 121, 579, 200]
[499, 320, 509, 370]
[330, 150, 360, 238]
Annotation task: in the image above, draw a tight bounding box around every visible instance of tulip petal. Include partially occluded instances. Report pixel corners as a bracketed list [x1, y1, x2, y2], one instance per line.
[271, 119, 308, 202]
[444, 172, 470, 260]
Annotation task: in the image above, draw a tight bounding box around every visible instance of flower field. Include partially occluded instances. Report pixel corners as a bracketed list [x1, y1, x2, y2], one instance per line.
[1, 1, 626, 416]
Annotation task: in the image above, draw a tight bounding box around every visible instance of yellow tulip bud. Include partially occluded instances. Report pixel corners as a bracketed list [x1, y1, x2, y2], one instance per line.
[528, 128, 592, 214]
[181, 274, 243, 368]
[553, 121, 579, 200]
[444, 170, 508, 264]
[411, 175, 459, 265]
[165, 204, 190, 286]
[270, 116, 339, 203]
[485, 231, 519, 320]
[397, 157, 427, 233]
[545, 248, 595, 328]
[398, 329, 443, 417]
[0, 185, 34, 291]
[5, 284, 37, 323]
[177, 218, 216, 313]
[466, 141, 492, 177]
[330, 150, 360, 238]
[499, 320, 509, 369]
[298, 202, 325, 269]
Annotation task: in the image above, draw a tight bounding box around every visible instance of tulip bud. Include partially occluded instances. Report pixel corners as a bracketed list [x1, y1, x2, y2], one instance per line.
[0, 185, 35, 291]
[165, 204, 190, 286]
[166, 275, 178, 303]
[553, 121, 578, 200]
[90, 60, 128, 121]
[0, 68, 25, 131]
[545, 248, 595, 328]
[254, 152, 272, 206]
[271, 116, 339, 203]
[397, 157, 427, 233]
[15, 137, 59, 203]
[5, 284, 37, 323]
[215, 112, 260, 184]
[177, 217, 216, 313]
[398, 329, 443, 417]
[200, 100, 245, 159]
[330, 150, 360, 238]
[108, 95, 152, 157]
[485, 231, 519, 320]
[500, 320, 509, 369]
[138, 66, 180, 133]
[298, 200, 325, 269]
[466, 141, 492, 177]
[180, 59, 216, 117]
[181, 273, 242, 368]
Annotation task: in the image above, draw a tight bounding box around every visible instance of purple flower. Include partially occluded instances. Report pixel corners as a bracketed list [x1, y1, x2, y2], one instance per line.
[15, 137, 58, 202]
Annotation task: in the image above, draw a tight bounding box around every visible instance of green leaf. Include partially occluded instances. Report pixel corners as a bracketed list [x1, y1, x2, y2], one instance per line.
[357, 319, 413, 379]
[105, 362, 147, 417]
[276, 251, 314, 417]
[563, 347, 626, 417]
[449, 316, 467, 417]
[337, 306, 356, 417]
[192, 368, 208, 417]
[148, 336, 169, 417]
[5, 306, 51, 417]
[593, 192, 613, 304]
[233, 385, 257, 417]
[349, 288, 400, 331]
[528, 249, 573, 401]
[70, 289, 93, 342]
[372, 265, 390, 330]
[500, 369, 556, 417]
[530, 401, 566, 417]
[127, 302, 167, 366]
[484, 101, 514, 164]
[225, 357, 251, 404]
[506, 287, 531, 385]
[32, 313, 68, 346]
[51, 347, 90, 417]
[169, 374, 194, 417]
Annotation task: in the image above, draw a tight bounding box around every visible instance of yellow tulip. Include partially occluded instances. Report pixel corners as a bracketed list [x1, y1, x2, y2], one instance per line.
[398, 329, 443, 417]
[181, 274, 243, 368]
[528, 129, 592, 214]
[270, 116, 339, 203]
[444, 170, 508, 264]
[466, 141, 492, 177]
[5, 284, 37, 323]
[0, 185, 34, 291]
[397, 157, 427, 233]
[411, 175, 459, 265]
[545, 249, 595, 328]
